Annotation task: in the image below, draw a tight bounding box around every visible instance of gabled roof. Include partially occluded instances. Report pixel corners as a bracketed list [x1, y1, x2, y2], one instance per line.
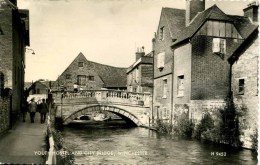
[171, 5, 258, 48]
[58, 52, 127, 88]
[26, 81, 48, 92]
[228, 15, 258, 39]
[159, 7, 185, 39]
[228, 26, 259, 64]
[172, 5, 230, 47]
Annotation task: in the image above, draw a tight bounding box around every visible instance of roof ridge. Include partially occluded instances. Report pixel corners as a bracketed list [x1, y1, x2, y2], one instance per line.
[89, 60, 127, 69]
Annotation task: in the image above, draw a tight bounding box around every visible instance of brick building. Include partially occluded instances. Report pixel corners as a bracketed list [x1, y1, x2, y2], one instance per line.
[228, 6, 258, 148]
[127, 47, 153, 93]
[152, 7, 185, 122]
[0, 0, 30, 123]
[170, 1, 258, 124]
[56, 52, 127, 91]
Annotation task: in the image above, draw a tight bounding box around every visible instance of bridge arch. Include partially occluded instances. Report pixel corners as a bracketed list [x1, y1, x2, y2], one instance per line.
[63, 104, 143, 126]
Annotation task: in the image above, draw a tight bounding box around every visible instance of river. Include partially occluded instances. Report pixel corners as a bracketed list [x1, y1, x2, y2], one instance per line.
[62, 121, 257, 165]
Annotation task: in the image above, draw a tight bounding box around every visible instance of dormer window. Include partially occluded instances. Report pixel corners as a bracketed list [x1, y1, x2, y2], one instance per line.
[78, 62, 84, 67]
[159, 26, 164, 40]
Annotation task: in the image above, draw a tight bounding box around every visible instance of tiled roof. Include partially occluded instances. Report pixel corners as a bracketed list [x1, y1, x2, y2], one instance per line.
[172, 5, 229, 47]
[228, 15, 258, 39]
[87, 60, 127, 88]
[171, 5, 257, 47]
[59, 53, 127, 88]
[228, 26, 258, 64]
[161, 8, 186, 39]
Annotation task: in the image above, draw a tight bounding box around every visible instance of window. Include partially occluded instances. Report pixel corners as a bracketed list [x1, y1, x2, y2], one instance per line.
[88, 76, 94, 81]
[66, 74, 71, 79]
[78, 62, 84, 67]
[162, 107, 167, 119]
[157, 52, 165, 69]
[159, 26, 164, 40]
[238, 79, 245, 95]
[77, 75, 86, 85]
[177, 75, 184, 97]
[212, 38, 226, 54]
[162, 79, 167, 98]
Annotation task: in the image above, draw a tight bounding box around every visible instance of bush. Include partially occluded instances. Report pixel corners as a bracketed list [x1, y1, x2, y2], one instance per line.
[251, 130, 258, 152]
[155, 113, 194, 138]
[193, 97, 243, 147]
[193, 113, 214, 140]
[172, 116, 194, 138]
[156, 119, 173, 134]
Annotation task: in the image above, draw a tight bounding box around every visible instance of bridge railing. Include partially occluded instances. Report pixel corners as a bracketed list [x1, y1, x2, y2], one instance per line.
[52, 89, 152, 107]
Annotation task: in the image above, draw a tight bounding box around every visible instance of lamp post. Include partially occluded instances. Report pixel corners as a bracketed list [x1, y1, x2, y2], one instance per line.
[25, 47, 35, 55]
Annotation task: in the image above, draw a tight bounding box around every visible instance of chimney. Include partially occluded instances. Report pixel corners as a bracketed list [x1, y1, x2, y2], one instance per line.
[136, 46, 145, 61]
[243, 1, 259, 23]
[186, 0, 205, 26]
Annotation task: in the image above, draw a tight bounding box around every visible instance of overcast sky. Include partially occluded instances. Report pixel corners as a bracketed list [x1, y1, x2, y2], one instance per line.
[18, 0, 253, 82]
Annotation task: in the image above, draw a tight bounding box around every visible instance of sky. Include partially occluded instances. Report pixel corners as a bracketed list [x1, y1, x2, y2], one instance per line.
[17, 0, 254, 82]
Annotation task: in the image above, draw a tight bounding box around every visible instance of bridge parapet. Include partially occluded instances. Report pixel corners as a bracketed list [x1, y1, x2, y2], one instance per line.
[53, 90, 152, 107]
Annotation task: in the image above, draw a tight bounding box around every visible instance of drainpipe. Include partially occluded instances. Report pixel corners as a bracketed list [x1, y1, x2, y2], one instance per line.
[228, 61, 233, 98]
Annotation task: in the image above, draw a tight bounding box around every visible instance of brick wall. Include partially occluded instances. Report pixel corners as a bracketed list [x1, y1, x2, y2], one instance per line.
[153, 74, 172, 121]
[191, 35, 242, 100]
[0, 96, 11, 135]
[231, 35, 259, 149]
[173, 43, 192, 104]
[0, 3, 27, 120]
[0, 4, 13, 89]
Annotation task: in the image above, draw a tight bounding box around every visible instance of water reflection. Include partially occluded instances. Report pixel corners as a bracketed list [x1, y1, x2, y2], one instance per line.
[62, 121, 257, 165]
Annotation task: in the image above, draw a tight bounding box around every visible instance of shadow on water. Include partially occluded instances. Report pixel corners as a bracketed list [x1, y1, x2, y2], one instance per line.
[66, 119, 133, 129]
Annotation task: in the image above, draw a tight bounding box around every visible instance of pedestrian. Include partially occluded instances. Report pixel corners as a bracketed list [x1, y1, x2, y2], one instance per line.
[29, 98, 37, 123]
[40, 99, 49, 123]
[21, 98, 28, 122]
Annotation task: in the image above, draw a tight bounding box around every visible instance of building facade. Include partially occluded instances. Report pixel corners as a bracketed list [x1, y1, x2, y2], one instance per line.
[56, 52, 127, 91]
[0, 0, 30, 123]
[127, 48, 153, 94]
[152, 7, 185, 122]
[228, 16, 258, 148]
[169, 1, 258, 125]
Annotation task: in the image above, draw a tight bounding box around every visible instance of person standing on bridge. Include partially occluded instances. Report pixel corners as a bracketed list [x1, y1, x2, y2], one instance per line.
[40, 99, 49, 123]
[29, 98, 37, 123]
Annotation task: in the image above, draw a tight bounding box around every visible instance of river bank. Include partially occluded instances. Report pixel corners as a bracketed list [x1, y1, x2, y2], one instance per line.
[61, 120, 257, 165]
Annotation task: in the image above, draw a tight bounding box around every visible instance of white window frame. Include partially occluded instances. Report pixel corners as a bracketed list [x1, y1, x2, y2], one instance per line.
[212, 38, 226, 54]
[177, 75, 184, 97]
[157, 52, 165, 69]
[162, 79, 167, 98]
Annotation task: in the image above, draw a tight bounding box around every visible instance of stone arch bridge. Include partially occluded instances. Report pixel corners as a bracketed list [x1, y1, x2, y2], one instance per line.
[53, 90, 152, 127]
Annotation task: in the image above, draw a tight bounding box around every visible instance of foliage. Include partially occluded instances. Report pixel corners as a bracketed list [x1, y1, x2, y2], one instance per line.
[193, 96, 243, 147]
[251, 130, 258, 152]
[193, 113, 214, 140]
[156, 113, 194, 138]
[156, 119, 173, 134]
[172, 114, 194, 138]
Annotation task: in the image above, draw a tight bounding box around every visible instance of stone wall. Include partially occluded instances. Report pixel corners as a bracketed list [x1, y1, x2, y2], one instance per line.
[0, 96, 11, 135]
[231, 34, 259, 149]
